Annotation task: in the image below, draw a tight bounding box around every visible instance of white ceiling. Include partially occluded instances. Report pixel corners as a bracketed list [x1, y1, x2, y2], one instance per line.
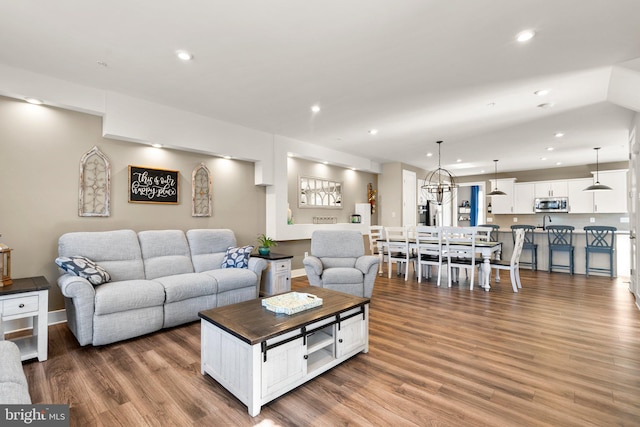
[1, 0, 640, 176]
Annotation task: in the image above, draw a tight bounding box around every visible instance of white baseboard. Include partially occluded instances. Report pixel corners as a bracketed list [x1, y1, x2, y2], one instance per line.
[291, 268, 307, 278]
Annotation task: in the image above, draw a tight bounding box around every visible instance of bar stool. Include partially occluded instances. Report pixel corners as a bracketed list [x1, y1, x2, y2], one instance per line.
[547, 225, 575, 275]
[584, 226, 616, 277]
[511, 225, 537, 271]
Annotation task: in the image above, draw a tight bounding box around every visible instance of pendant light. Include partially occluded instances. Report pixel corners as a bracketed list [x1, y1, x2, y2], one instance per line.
[421, 140, 458, 205]
[488, 159, 507, 196]
[583, 147, 612, 191]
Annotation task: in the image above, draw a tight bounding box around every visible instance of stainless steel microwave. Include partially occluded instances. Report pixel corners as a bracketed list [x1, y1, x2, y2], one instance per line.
[534, 197, 569, 213]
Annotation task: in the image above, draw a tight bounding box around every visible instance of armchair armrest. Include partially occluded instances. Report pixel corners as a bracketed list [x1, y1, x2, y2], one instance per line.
[57, 274, 96, 346]
[303, 256, 323, 276]
[355, 255, 379, 275]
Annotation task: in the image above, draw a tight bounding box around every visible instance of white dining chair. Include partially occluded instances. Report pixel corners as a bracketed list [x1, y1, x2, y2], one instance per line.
[443, 226, 480, 289]
[384, 226, 415, 281]
[487, 228, 525, 292]
[369, 225, 386, 275]
[415, 226, 447, 287]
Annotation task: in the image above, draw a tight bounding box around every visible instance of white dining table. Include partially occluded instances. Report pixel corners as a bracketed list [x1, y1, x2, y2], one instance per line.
[377, 238, 503, 291]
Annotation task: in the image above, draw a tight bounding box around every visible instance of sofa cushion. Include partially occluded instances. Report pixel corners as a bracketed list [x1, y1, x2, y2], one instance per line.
[322, 267, 364, 285]
[58, 229, 145, 281]
[55, 256, 111, 285]
[203, 268, 258, 293]
[94, 280, 165, 315]
[186, 229, 237, 272]
[152, 273, 217, 304]
[221, 246, 254, 269]
[138, 230, 194, 280]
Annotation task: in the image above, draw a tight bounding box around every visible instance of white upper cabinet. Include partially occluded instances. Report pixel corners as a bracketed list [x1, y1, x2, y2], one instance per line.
[593, 170, 628, 213]
[534, 181, 568, 198]
[490, 179, 515, 214]
[514, 182, 535, 214]
[567, 178, 594, 213]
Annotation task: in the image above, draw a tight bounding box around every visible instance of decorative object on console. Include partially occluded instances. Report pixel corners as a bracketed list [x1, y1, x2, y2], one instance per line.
[421, 140, 458, 205]
[221, 246, 254, 269]
[55, 255, 111, 286]
[0, 236, 12, 286]
[583, 147, 613, 192]
[367, 183, 377, 214]
[256, 234, 277, 256]
[192, 163, 212, 217]
[79, 146, 110, 217]
[488, 159, 507, 196]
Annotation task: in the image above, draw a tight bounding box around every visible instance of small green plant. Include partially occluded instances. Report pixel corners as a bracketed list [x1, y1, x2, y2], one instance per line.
[257, 234, 278, 248]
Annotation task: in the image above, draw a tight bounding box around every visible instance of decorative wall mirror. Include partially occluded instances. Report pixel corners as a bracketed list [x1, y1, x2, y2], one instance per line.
[299, 176, 342, 208]
[192, 163, 212, 217]
[78, 146, 110, 217]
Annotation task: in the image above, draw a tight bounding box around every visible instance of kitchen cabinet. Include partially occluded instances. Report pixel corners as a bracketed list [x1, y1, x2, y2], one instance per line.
[514, 182, 535, 214]
[567, 178, 594, 213]
[490, 179, 515, 214]
[534, 181, 568, 198]
[593, 170, 628, 213]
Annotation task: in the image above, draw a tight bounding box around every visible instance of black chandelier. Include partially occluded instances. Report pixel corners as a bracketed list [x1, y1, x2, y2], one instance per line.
[421, 141, 458, 205]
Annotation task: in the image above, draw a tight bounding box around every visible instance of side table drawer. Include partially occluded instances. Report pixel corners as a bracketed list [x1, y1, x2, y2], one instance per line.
[2, 295, 39, 317]
[275, 261, 290, 272]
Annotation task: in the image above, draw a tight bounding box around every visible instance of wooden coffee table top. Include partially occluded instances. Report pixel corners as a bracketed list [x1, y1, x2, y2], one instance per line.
[199, 287, 369, 345]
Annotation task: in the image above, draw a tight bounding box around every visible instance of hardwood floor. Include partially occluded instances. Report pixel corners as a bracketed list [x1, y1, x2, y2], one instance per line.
[23, 270, 640, 426]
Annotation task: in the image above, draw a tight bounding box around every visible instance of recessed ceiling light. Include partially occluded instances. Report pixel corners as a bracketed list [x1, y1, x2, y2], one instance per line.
[556, 162, 562, 166]
[176, 50, 193, 61]
[223, 155, 232, 160]
[322, 161, 329, 165]
[151, 143, 162, 148]
[516, 30, 535, 42]
[426, 152, 433, 157]
[540, 157, 547, 161]
[555, 132, 565, 138]
[456, 159, 462, 163]
[25, 97, 43, 105]
[368, 129, 378, 135]
[546, 147, 554, 151]
[350, 167, 356, 171]
[537, 102, 554, 109]
[480, 170, 486, 174]
[534, 89, 549, 96]
[311, 105, 321, 113]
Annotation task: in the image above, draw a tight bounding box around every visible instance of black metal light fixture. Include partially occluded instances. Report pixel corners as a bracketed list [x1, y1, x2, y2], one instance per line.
[488, 159, 507, 196]
[421, 141, 458, 205]
[583, 147, 612, 192]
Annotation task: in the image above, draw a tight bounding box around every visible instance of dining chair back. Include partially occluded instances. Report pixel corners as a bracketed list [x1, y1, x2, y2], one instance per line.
[511, 225, 537, 271]
[489, 228, 525, 292]
[384, 226, 415, 281]
[478, 224, 500, 242]
[584, 225, 616, 277]
[415, 226, 447, 287]
[369, 225, 385, 275]
[547, 225, 575, 274]
[443, 226, 479, 289]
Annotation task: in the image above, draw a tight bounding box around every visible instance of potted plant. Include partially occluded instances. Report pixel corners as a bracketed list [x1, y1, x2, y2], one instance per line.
[257, 234, 277, 256]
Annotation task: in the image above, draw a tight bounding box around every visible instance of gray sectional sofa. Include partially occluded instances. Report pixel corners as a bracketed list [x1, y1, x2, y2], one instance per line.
[57, 229, 267, 346]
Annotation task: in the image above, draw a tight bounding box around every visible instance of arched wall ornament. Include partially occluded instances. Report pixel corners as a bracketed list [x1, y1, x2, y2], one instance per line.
[192, 163, 212, 217]
[79, 146, 110, 217]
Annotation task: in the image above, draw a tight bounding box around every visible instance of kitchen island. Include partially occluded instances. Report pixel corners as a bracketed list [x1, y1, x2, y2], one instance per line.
[494, 229, 630, 277]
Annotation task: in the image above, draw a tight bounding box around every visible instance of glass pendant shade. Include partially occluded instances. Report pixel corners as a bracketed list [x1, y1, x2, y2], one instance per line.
[583, 147, 612, 192]
[421, 141, 458, 205]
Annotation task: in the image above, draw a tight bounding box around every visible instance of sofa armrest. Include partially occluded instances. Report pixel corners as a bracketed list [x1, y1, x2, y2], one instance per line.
[57, 274, 96, 346]
[248, 257, 268, 285]
[355, 255, 379, 275]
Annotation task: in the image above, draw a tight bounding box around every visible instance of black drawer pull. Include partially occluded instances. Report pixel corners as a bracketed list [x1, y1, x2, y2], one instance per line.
[19, 303, 25, 308]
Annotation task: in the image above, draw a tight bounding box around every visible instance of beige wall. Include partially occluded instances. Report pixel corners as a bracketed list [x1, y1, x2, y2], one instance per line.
[0, 96, 266, 311]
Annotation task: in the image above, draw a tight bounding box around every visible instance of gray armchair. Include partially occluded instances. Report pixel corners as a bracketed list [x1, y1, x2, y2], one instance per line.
[303, 230, 379, 298]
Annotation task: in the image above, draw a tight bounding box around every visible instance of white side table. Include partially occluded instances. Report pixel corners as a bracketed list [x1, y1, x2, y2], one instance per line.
[0, 276, 49, 361]
[255, 253, 293, 296]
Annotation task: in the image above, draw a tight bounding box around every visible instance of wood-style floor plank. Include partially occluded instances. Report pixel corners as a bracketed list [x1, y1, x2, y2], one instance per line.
[22, 269, 640, 426]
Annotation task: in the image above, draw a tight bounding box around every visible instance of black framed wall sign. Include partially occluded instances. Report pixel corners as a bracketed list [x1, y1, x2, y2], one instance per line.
[128, 165, 179, 204]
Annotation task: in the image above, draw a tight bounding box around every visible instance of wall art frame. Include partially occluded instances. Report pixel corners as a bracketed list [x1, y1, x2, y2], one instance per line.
[298, 175, 343, 209]
[79, 146, 111, 217]
[192, 163, 212, 217]
[128, 165, 179, 204]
